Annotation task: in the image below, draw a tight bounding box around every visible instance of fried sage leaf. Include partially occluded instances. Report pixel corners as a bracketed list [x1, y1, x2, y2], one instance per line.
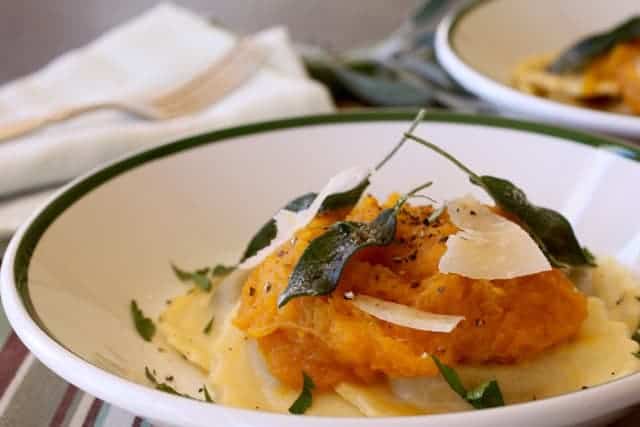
[288, 372, 316, 414]
[240, 193, 317, 261]
[548, 16, 640, 74]
[404, 132, 595, 268]
[131, 300, 155, 342]
[278, 182, 431, 307]
[240, 179, 370, 262]
[431, 355, 504, 409]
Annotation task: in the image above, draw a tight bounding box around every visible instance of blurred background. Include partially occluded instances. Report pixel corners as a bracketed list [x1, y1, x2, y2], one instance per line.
[0, 0, 422, 84]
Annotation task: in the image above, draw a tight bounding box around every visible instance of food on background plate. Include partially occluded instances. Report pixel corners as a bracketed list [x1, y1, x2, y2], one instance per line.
[131, 110, 640, 416]
[512, 16, 640, 115]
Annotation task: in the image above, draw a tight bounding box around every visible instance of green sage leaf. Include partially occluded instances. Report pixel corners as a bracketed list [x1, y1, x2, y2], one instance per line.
[477, 176, 596, 267]
[548, 16, 640, 74]
[431, 355, 504, 409]
[131, 300, 155, 342]
[404, 132, 595, 268]
[278, 182, 431, 307]
[241, 178, 370, 263]
[288, 372, 315, 414]
[321, 177, 370, 212]
[330, 64, 434, 107]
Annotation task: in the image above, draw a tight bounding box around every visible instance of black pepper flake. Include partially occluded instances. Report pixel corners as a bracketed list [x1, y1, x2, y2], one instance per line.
[264, 282, 272, 293]
[469, 210, 477, 216]
[422, 217, 430, 226]
[611, 371, 616, 376]
[616, 295, 625, 306]
[165, 299, 172, 305]
[475, 319, 485, 327]
[165, 376, 174, 382]
[198, 387, 204, 393]
[437, 286, 445, 293]
[410, 282, 420, 289]
[408, 250, 418, 261]
[249, 287, 256, 296]
[581, 386, 589, 390]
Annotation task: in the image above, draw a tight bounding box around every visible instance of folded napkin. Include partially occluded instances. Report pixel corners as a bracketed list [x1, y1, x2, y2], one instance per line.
[0, 3, 334, 239]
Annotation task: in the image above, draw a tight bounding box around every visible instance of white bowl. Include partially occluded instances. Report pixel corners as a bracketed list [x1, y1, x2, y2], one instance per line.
[2, 111, 640, 427]
[435, 0, 640, 139]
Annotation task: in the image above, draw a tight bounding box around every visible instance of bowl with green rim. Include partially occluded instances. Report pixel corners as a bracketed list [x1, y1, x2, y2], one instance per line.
[2, 111, 640, 426]
[435, 0, 640, 139]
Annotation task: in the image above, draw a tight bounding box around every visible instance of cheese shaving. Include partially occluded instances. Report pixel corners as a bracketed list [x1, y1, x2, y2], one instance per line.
[439, 195, 551, 280]
[239, 166, 370, 269]
[351, 294, 464, 333]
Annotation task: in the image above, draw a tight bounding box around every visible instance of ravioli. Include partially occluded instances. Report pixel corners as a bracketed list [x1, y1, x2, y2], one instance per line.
[157, 199, 640, 416]
[158, 286, 639, 415]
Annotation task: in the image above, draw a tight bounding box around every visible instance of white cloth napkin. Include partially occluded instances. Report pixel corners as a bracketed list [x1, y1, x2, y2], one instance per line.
[0, 3, 334, 239]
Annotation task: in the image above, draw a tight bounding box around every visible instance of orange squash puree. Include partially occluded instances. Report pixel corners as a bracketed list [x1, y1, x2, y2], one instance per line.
[584, 39, 640, 113]
[233, 195, 588, 390]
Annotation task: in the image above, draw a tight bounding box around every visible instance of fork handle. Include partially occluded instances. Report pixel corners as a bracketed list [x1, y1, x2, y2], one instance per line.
[0, 101, 150, 142]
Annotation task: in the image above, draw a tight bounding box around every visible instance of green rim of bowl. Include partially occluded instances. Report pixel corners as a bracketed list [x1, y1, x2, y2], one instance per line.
[11, 109, 640, 348]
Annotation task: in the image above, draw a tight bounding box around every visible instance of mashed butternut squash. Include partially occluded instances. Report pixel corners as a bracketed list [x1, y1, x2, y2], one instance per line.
[233, 195, 588, 390]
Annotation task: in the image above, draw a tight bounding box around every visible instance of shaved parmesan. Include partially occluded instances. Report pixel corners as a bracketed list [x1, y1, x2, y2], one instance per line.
[439, 195, 551, 280]
[351, 294, 464, 333]
[239, 166, 370, 269]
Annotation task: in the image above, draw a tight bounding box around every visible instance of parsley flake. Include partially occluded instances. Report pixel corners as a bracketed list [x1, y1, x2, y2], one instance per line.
[431, 355, 504, 409]
[288, 372, 315, 414]
[171, 264, 212, 291]
[203, 385, 214, 403]
[203, 316, 214, 335]
[130, 300, 155, 342]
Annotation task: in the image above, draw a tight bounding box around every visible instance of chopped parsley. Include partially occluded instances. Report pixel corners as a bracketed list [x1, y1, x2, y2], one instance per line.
[203, 316, 214, 334]
[203, 385, 214, 403]
[431, 355, 504, 409]
[288, 372, 315, 414]
[130, 300, 155, 342]
[145, 367, 187, 397]
[212, 264, 236, 276]
[171, 264, 212, 291]
[145, 367, 214, 403]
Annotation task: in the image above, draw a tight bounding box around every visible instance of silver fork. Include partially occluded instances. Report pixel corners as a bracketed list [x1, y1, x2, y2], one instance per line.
[0, 38, 267, 142]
